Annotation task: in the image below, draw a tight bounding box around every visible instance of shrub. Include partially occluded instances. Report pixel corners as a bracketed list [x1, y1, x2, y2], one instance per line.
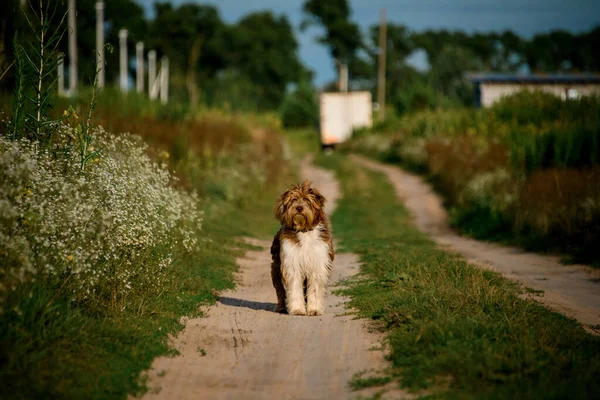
[0, 125, 201, 311]
[280, 83, 319, 129]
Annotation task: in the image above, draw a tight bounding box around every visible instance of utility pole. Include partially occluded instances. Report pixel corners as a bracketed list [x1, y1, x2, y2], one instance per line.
[377, 8, 387, 121]
[68, 0, 77, 96]
[95, 1, 105, 88]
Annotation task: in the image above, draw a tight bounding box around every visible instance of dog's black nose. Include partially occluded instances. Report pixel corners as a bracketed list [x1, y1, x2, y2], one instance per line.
[296, 205, 303, 212]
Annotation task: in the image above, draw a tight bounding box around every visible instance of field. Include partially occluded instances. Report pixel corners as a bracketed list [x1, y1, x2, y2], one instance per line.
[343, 91, 600, 266]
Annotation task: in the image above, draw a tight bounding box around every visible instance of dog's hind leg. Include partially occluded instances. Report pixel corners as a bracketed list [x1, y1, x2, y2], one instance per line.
[270, 234, 287, 313]
[271, 263, 287, 313]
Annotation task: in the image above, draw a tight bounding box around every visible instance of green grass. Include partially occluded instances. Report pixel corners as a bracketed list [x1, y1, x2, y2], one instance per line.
[317, 154, 600, 399]
[283, 128, 322, 158]
[0, 187, 281, 400]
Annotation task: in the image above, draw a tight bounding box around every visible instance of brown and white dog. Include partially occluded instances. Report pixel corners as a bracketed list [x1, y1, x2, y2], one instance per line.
[270, 180, 334, 316]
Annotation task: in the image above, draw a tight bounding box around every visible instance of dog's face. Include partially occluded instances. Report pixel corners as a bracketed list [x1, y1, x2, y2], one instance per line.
[275, 180, 326, 231]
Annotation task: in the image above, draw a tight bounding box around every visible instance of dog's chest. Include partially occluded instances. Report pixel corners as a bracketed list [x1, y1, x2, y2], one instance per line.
[280, 227, 330, 272]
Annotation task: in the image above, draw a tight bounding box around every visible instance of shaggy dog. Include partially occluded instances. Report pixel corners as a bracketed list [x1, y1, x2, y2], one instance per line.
[270, 180, 334, 316]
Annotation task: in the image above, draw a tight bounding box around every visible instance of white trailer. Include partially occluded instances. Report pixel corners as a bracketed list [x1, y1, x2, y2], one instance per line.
[319, 91, 372, 147]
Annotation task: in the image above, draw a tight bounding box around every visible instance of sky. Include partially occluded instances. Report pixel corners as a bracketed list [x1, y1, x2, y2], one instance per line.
[137, 0, 600, 85]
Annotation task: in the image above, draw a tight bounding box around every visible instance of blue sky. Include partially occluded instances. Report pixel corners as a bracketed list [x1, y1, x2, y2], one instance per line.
[137, 0, 600, 85]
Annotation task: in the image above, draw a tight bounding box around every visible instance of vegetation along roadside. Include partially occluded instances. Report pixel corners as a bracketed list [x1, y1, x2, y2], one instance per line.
[343, 91, 600, 266]
[316, 153, 600, 399]
[0, 25, 292, 397]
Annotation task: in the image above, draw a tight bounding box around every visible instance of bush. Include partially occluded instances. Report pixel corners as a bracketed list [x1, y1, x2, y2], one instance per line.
[280, 83, 319, 129]
[0, 125, 201, 311]
[393, 81, 439, 115]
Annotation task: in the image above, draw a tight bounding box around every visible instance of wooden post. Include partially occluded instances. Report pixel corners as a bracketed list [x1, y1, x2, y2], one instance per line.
[95, 1, 104, 88]
[160, 56, 169, 104]
[67, 0, 77, 96]
[136, 42, 144, 93]
[119, 29, 128, 92]
[148, 50, 158, 100]
[339, 63, 348, 92]
[377, 8, 387, 121]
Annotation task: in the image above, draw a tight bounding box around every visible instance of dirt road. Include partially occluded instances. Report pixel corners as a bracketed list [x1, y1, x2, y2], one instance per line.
[354, 155, 600, 331]
[140, 159, 395, 400]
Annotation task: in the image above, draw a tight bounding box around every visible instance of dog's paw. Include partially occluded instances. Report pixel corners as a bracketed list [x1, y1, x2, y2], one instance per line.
[288, 308, 307, 316]
[307, 309, 323, 316]
[275, 305, 287, 314]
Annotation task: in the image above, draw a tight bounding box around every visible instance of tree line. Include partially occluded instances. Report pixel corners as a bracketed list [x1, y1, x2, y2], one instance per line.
[1, 0, 599, 115]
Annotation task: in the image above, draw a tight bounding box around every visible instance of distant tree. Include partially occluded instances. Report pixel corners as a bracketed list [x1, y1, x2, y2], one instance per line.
[149, 3, 225, 106]
[280, 81, 319, 129]
[579, 26, 600, 71]
[0, 0, 22, 90]
[491, 30, 524, 71]
[301, 0, 362, 86]
[225, 11, 304, 109]
[525, 30, 575, 72]
[429, 45, 478, 104]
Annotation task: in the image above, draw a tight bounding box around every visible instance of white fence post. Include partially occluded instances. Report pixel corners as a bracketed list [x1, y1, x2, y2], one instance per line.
[67, 0, 78, 96]
[95, 1, 105, 88]
[119, 29, 128, 92]
[58, 54, 66, 96]
[160, 56, 169, 104]
[148, 50, 159, 100]
[136, 42, 144, 93]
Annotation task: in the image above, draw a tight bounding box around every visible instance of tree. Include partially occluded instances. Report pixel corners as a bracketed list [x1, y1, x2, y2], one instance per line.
[429, 45, 478, 104]
[0, 0, 22, 90]
[301, 0, 362, 87]
[149, 3, 225, 106]
[225, 11, 304, 109]
[491, 30, 524, 72]
[525, 30, 574, 72]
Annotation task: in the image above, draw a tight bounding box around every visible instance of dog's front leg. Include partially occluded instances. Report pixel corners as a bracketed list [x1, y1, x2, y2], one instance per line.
[306, 274, 325, 316]
[284, 271, 306, 316]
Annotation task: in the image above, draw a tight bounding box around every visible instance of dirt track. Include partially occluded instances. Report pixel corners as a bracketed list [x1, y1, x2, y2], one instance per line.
[354, 155, 600, 331]
[140, 158, 398, 400]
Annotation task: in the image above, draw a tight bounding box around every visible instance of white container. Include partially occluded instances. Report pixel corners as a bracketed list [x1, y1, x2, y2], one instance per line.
[319, 91, 372, 146]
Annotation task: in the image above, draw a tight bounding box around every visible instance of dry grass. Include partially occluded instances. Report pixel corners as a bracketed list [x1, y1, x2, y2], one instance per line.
[425, 135, 510, 203]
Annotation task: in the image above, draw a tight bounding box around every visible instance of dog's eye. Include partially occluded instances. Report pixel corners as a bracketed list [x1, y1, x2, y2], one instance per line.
[290, 198, 297, 203]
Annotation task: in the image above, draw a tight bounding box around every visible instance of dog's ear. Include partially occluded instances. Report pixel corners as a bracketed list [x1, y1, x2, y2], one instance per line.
[274, 190, 289, 221]
[309, 187, 326, 209]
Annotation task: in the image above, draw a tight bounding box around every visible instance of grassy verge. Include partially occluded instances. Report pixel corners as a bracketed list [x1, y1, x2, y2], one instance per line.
[1, 195, 279, 399]
[1, 93, 290, 399]
[317, 153, 600, 399]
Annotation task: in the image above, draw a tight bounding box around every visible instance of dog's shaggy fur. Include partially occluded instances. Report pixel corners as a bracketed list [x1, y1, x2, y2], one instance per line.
[270, 180, 334, 316]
